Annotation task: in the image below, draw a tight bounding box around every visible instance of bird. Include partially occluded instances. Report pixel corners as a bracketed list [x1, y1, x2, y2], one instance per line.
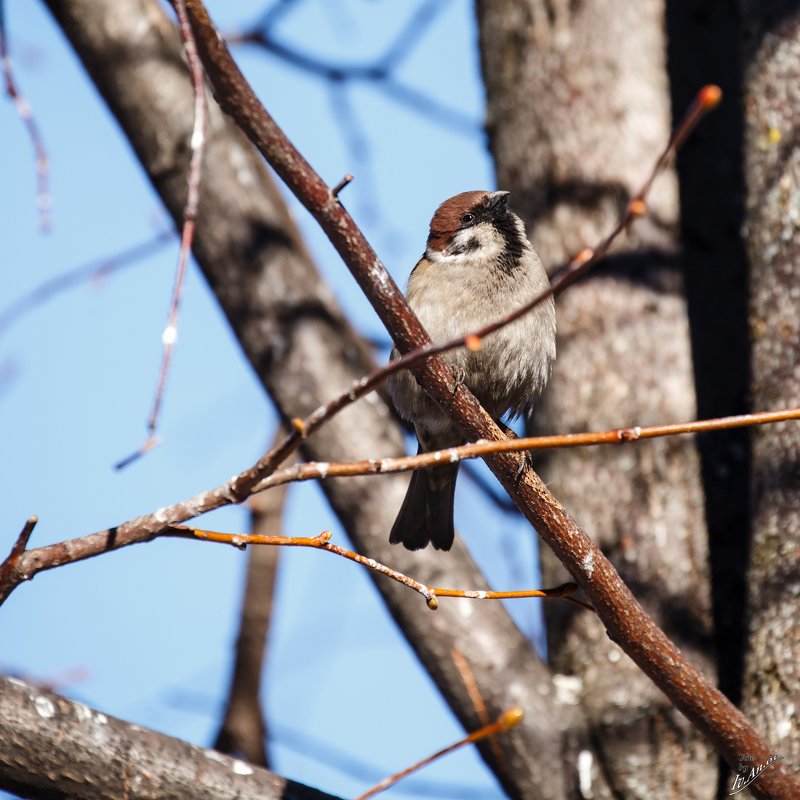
[387, 190, 556, 551]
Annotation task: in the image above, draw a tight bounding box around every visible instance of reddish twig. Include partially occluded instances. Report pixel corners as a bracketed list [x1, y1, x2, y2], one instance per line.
[252, 406, 800, 491]
[117, 0, 208, 469]
[0, 516, 38, 589]
[451, 647, 506, 767]
[354, 707, 524, 800]
[166, 525, 592, 611]
[1, 2, 51, 230]
[331, 172, 353, 197]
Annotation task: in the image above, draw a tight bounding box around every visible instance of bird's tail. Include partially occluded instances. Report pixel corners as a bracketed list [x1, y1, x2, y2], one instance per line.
[389, 449, 459, 551]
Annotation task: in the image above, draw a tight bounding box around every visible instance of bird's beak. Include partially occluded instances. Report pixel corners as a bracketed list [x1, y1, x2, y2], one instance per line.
[485, 191, 510, 215]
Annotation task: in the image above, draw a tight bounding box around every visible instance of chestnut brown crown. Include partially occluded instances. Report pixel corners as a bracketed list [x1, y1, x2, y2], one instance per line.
[426, 190, 510, 252]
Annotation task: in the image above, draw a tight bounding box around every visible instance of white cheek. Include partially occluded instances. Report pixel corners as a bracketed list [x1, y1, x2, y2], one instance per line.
[429, 224, 504, 267]
[470, 227, 504, 260]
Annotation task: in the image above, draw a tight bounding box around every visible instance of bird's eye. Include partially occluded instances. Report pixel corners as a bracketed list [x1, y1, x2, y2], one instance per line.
[460, 213, 476, 225]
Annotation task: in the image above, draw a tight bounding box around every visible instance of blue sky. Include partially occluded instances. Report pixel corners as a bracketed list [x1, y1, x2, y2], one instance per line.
[1, 2, 544, 797]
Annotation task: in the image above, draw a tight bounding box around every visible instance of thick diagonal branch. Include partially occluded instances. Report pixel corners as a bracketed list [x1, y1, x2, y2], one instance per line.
[180, 2, 798, 795]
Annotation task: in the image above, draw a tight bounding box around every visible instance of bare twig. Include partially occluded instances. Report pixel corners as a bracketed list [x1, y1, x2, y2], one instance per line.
[331, 173, 353, 197]
[0, 231, 173, 337]
[117, 0, 208, 469]
[451, 647, 505, 767]
[354, 707, 524, 800]
[0, 516, 38, 589]
[268, 721, 497, 799]
[148, 0, 207, 436]
[166, 525, 592, 611]
[0, 1, 51, 230]
[179, 6, 799, 793]
[252, 407, 800, 491]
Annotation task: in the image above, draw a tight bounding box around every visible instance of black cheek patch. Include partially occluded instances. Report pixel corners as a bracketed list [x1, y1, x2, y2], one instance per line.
[491, 213, 525, 274]
[449, 237, 480, 256]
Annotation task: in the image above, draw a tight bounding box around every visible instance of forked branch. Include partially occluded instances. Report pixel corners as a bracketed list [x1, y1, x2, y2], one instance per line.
[166, 525, 593, 611]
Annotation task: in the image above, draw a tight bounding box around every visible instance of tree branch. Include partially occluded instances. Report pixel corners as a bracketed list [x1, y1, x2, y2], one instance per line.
[180, 2, 799, 794]
[0, 675, 341, 800]
[166, 525, 591, 611]
[250, 406, 800, 491]
[38, 2, 568, 796]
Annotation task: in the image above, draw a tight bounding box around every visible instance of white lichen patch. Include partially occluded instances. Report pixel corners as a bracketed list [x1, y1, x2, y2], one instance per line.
[578, 749, 594, 798]
[34, 695, 56, 719]
[581, 551, 595, 578]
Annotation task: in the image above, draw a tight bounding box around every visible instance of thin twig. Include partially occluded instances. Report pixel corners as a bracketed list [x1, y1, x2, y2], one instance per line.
[117, 0, 208, 469]
[0, 516, 38, 588]
[331, 173, 353, 197]
[0, 1, 51, 230]
[451, 647, 505, 767]
[351, 83, 723, 387]
[166, 525, 592, 611]
[149, 0, 208, 435]
[354, 707, 524, 800]
[251, 407, 800, 491]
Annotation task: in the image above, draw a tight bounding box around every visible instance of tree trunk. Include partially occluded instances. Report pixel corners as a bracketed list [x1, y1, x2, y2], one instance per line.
[477, 1, 717, 797]
[741, 0, 800, 777]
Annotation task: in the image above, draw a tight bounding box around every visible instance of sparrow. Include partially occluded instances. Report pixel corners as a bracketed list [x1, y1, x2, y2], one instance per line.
[388, 190, 556, 551]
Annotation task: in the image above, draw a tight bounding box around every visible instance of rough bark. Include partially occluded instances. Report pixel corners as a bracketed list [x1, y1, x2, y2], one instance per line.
[40, 1, 567, 797]
[0, 675, 340, 800]
[477, 1, 717, 797]
[741, 0, 800, 777]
